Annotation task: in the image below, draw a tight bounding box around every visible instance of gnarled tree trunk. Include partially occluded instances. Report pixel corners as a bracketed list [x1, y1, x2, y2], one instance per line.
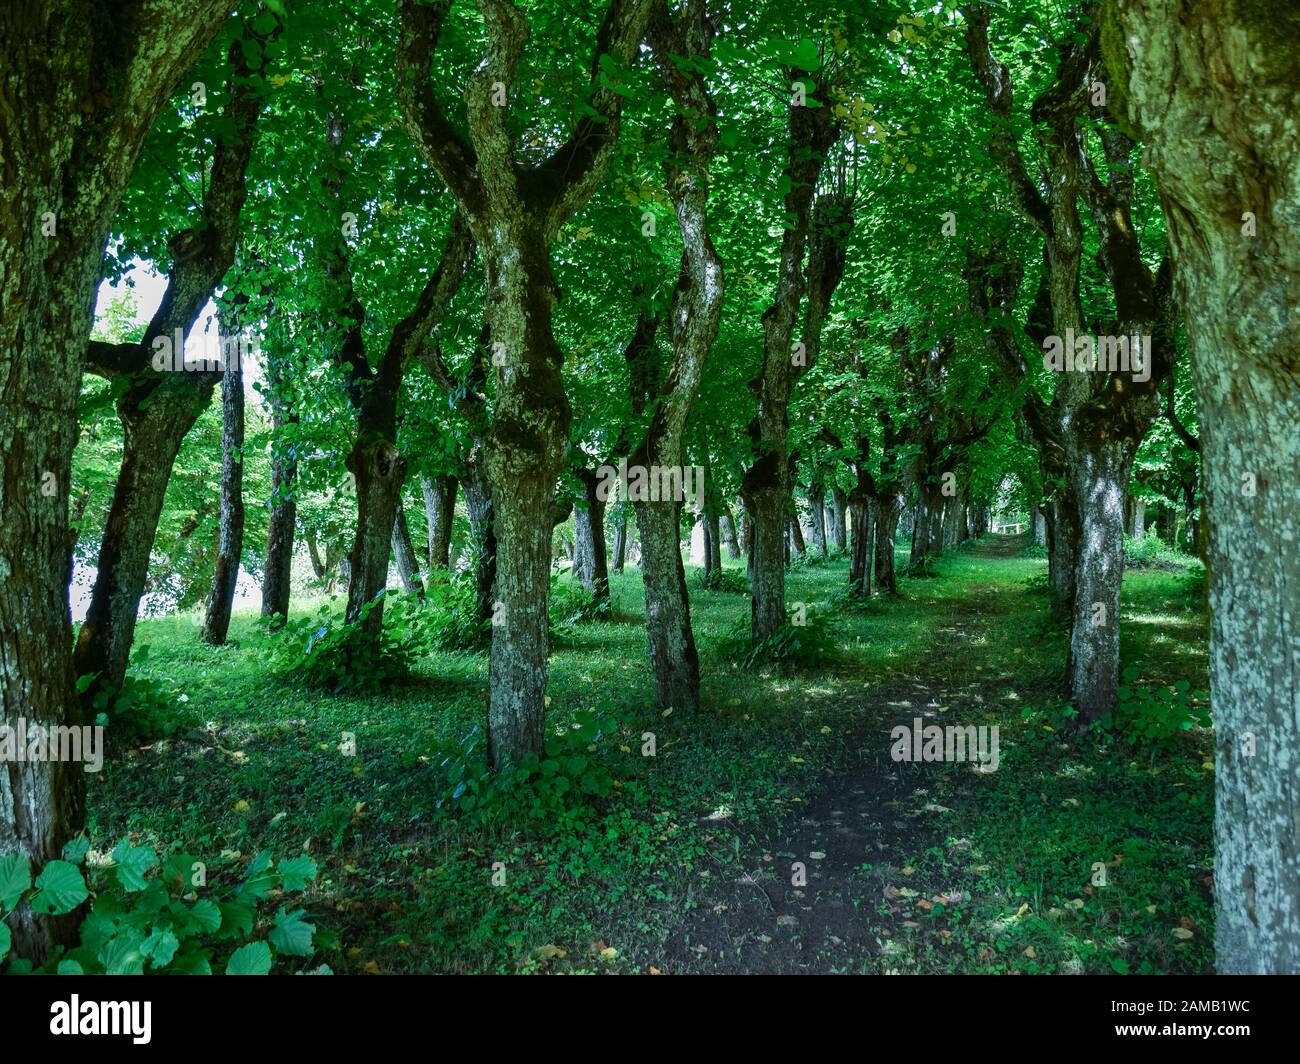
[202, 333, 246, 645]
[391, 502, 425, 598]
[1104, 0, 1300, 973]
[421, 472, 457, 571]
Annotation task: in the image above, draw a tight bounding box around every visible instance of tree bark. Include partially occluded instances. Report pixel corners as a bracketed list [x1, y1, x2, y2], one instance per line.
[398, 0, 652, 766]
[635, 500, 700, 710]
[0, 0, 233, 966]
[789, 516, 806, 556]
[462, 455, 496, 631]
[202, 329, 246, 645]
[573, 467, 610, 612]
[807, 482, 828, 557]
[421, 472, 457, 571]
[391, 502, 425, 598]
[1066, 438, 1132, 720]
[261, 357, 298, 627]
[1104, 0, 1300, 973]
[873, 495, 899, 594]
[611, 508, 629, 572]
[721, 506, 741, 559]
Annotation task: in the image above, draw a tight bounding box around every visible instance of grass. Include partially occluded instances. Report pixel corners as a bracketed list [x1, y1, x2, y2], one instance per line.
[86, 534, 1212, 974]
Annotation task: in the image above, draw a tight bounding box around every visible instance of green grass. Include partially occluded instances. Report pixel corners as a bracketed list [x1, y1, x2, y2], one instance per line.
[87, 535, 1212, 974]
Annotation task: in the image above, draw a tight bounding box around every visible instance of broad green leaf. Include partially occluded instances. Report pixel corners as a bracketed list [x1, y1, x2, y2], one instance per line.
[30, 860, 89, 915]
[0, 854, 31, 913]
[268, 909, 315, 957]
[226, 941, 273, 975]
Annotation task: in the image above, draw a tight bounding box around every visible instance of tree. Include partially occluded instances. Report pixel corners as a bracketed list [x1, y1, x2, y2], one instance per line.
[202, 302, 248, 645]
[1102, 0, 1300, 976]
[77, 12, 277, 687]
[0, 0, 234, 965]
[397, 0, 655, 767]
[628, 0, 726, 713]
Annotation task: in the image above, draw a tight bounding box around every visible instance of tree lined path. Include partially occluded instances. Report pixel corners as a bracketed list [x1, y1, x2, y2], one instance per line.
[0, 0, 1292, 980]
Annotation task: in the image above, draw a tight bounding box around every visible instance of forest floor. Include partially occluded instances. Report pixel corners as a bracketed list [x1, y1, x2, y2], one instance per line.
[92, 534, 1214, 974]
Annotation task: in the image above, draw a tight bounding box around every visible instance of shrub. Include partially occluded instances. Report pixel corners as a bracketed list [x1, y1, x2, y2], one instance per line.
[549, 574, 611, 635]
[262, 593, 417, 692]
[718, 602, 836, 670]
[76, 644, 199, 745]
[1112, 663, 1211, 744]
[430, 703, 621, 824]
[0, 841, 326, 975]
[689, 566, 751, 593]
[404, 571, 489, 651]
[1123, 533, 1192, 570]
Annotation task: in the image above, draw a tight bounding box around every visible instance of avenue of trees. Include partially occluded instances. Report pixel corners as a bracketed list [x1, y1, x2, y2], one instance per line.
[0, 0, 1296, 973]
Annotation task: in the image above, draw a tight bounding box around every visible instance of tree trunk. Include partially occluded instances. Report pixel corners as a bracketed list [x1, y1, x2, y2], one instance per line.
[343, 439, 407, 634]
[1132, 499, 1146, 541]
[848, 492, 871, 594]
[611, 508, 628, 572]
[391, 501, 425, 598]
[308, 536, 327, 579]
[261, 366, 298, 626]
[0, 0, 234, 966]
[1105, 0, 1300, 973]
[202, 341, 246, 645]
[573, 467, 610, 613]
[873, 495, 899, 594]
[741, 80, 837, 644]
[789, 515, 806, 556]
[1067, 440, 1133, 722]
[807, 483, 828, 557]
[721, 506, 741, 559]
[829, 487, 848, 551]
[463, 455, 496, 632]
[1046, 496, 1079, 624]
[421, 472, 457, 571]
[635, 500, 700, 711]
[75, 380, 217, 690]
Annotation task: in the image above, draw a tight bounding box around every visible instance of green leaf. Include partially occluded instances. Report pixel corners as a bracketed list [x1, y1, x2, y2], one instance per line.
[30, 860, 89, 915]
[169, 951, 213, 975]
[142, 929, 180, 968]
[276, 856, 317, 892]
[190, 898, 222, 933]
[61, 836, 90, 865]
[217, 901, 254, 939]
[0, 923, 10, 960]
[56, 959, 84, 975]
[0, 854, 32, 913]
[792, 38, 820, 71]
[268, 908, 315, 957]
[226, 941, 273, 975]
[100, 933, 146, 975]
[112, 841, 158, 892]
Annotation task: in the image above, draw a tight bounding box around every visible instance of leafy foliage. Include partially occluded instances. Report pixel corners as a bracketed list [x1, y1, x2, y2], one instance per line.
[0, 842, 325, 976]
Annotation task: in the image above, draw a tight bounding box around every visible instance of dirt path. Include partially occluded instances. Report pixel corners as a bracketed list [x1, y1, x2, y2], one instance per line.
[664, 537, 1027, 973]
